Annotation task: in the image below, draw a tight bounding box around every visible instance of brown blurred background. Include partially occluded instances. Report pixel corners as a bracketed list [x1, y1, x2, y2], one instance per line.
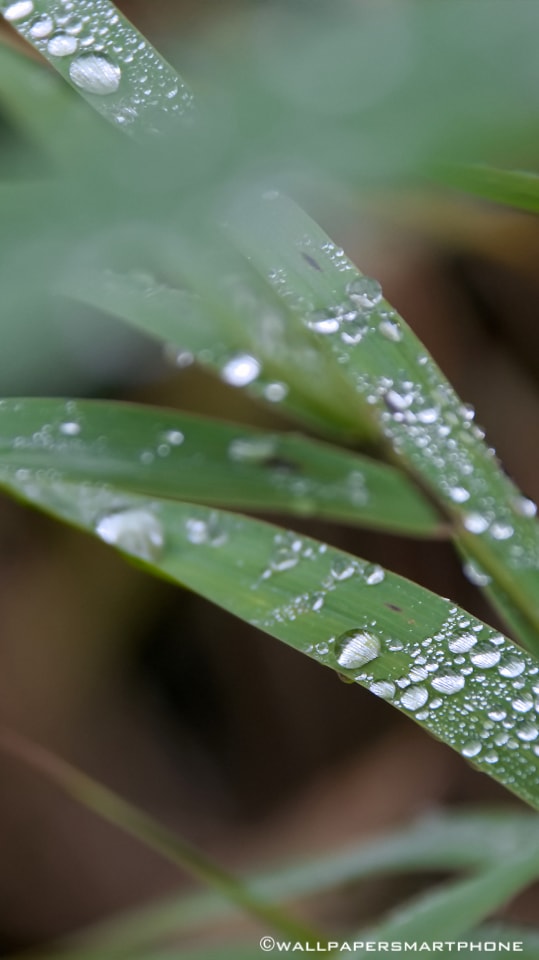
[2, 0, 539, 953]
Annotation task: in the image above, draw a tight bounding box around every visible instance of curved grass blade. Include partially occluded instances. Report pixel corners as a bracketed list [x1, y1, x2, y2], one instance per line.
[355, 853, 539, 958]
[1, 471, 539, 810]
[47, 811, 539, 960]
[225, 192, 539, 653]
[0, 0, 193, 134]
[0, 399, 442, 537]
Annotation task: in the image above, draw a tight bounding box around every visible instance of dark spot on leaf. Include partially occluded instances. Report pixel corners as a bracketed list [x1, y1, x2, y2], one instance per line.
[385, 603, 403, 612]
[302, 252, 322, 272]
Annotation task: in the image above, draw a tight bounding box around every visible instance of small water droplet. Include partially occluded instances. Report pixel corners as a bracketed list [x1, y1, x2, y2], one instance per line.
[490, 521, 514, 541]
[346, 276, 383, 309]
[469, 645, 501, 669]
[29, 13, 53, 38]
[517, 722, 538, 742]
[96, 507, 164, 562]
[263, 381, 288, 402]
[59, 421, 81, 437]
[305, 310, 340, 335]
[512, 495, 537, 518]
[334, 629, 381, 670]
[448, 486, 470, 504]
[48, 31, 78, 56]
[431, 671, 465, 695]
[69, 53, 121, 95]
[163, 429, 184, 446]
[483, 751, 499, 765]
[3, 1, 33, 22]
[488, 708, 507, 722]
[448, 633, 477, 654]
[462, 740, 482, 758]
[370, 679, 395, 700]
[365, 565, 385, 586]
[417, 407, 439, 424]
[400, 685, 429, 711]
[228, 435, 277, 464]
[463, 512, 490, 534]
[463, 560, 492, 587]
[330, 556, 357, 581]
[498, 656, 525, 679]
[386, 389, 413, 411]
[221, 354, 261, 387]
[379, 320, 402, 342]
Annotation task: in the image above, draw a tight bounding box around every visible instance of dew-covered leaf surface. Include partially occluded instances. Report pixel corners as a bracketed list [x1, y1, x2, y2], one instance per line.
[0, 398, 441, 536]
[1, 467, 539, 810]
[226, 192, 539, 653]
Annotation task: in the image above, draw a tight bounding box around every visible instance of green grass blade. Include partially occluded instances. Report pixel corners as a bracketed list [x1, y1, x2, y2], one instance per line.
[1, 471, 539, 809]
[438, 164, 539, 215]
[47, 811, 539, 960]
[357, 854, 539, 956]
[0, 0, 192, 134]
[0, 399, 442, 537]
[225, 191, 539, 653]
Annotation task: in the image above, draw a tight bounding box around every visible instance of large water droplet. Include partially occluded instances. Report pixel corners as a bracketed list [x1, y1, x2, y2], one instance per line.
[346, 276, 383, 309]
[334, 629, 381, 670]
[163, 429, 184, 447]
[512, 495, 537, 518]
[366, 565, 385, 585]
[96, 507, 164, 562]
[463, 513, 490, 534]
[48, 32, 78, 56]
[59, 421, 81, 437]
[221, 353, 261, 387]
[370, 679, 396, 700]
[512, 694, 534, 713]
[463, 560, 492, 587]
[448, 486, 470, 504]
[305, 310, 340, 335]
[498, 656, 525, 679]
[379, 320, 402, 342]
[469, 645, 501, 669]
[462, 740, 482, 758]
[490, 521, 514, 541]
[330, 556, 356, 581]
[69, 54, 122, 96]
[400, 685, 429, 711]
[448, 633, 477, 654]
[431, 671, 465, 695]
[517, 723, 539, 742]
[3, 1, 33, 21]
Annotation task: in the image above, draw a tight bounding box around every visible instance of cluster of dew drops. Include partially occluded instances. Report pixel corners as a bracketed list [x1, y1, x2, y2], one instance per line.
[1, 0, 192, 126]
[305, 274, 401, 347]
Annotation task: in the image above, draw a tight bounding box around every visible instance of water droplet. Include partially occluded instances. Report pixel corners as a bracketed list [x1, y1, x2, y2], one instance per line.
[463, 513, 490, 534]
[409, 665, 429, 682]
[431, 671, 465, 695]
[448, 486, 470, 504]
[3, 1, 33, 22]
[498, 656, 525, 679]
[346, 276, 383, 309]
[29, 14, 53, 38]
[229, 435, 277, 464]
[463, 560, 492, 587]
[517, 723, 538, 742]
[385, 389, 413, 411]
[469, 645, 501, 669]
[263, 381, 288, 402]
[365, 565, 385, 586]
[48, 31, 78, 56]
[379, 320, 402, 342]
[370, 680, 395, 700]
[417, 407, 439, 424]
[400, 685, 429, 711]
[269, 533, 303, 572]
[386, 638, 404, 652]
[330, 556, 356, 581]
[448, 633, 477, 654]
[490, 521, 514, 541]
[512, 694, 534, 713]
[462, 740, 482, 758]
[483, 752, 499, 764]
[512, 495, 537, 518]
[59, 421, 81, 437]
[334, 629, 381, 670]
[95, 507, 164, 562]
[305, 310, 340, 335]
[221, 354, 261, 387]
[163, 429, 184, 446]
[488, 708, 507, 722]
[69, 53, 121, 96]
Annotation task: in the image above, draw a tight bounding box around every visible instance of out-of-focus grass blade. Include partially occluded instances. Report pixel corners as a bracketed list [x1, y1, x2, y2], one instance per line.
[49, 811, 539, 960]
[226, 192, 539, 654]
[356, 854, 539, 957]
[0, 399, 442, 537]
[1, 475, 539, 810]
[439, 164, 539, 215]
